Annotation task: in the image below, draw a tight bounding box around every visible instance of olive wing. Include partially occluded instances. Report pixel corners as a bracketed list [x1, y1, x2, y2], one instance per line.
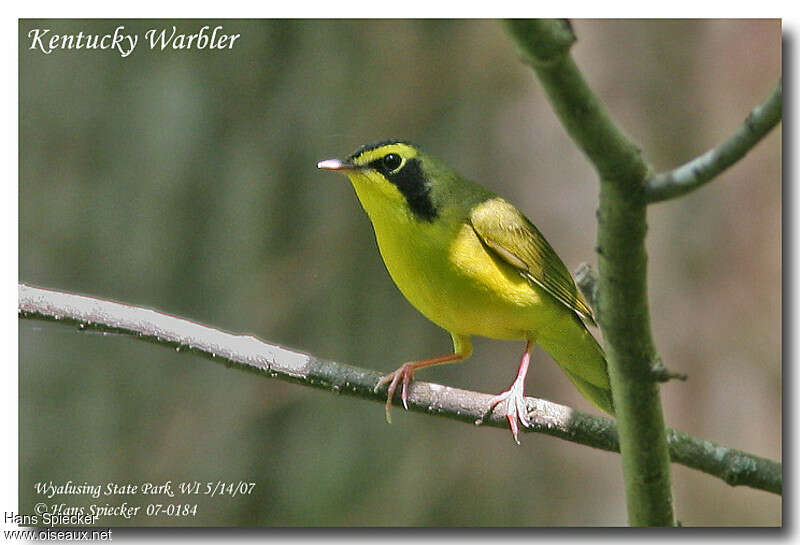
[469, 198, 596, 326]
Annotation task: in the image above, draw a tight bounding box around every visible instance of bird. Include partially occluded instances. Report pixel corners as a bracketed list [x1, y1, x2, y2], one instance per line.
[317, 139, 613, 443]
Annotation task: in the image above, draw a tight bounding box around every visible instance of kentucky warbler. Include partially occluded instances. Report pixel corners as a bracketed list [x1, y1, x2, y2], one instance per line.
[318, 140, 613, 443]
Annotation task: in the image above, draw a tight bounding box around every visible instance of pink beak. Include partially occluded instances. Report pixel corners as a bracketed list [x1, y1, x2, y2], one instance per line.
[317, 159, 356, 171]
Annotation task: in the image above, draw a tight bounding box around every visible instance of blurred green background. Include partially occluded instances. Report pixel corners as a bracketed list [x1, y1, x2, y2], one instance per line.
[19, 19, 781, 526]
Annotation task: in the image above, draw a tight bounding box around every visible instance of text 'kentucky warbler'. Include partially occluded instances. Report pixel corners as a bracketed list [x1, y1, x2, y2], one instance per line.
[318, 140, 613, 443]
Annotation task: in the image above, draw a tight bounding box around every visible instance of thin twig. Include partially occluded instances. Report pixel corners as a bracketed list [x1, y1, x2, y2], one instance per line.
[575, 264, 687, 385]
[645, 79, 782, 203]
[574, 262, 599, 313]
[18, 283, 781, 495]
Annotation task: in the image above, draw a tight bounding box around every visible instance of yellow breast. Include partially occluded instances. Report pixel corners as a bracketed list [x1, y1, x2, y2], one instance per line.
[364, 198, 553, 341]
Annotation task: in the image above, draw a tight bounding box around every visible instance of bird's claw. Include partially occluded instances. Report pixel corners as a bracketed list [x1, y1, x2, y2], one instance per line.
[374, 363, 416, 423]
[486, 375, 531, 445]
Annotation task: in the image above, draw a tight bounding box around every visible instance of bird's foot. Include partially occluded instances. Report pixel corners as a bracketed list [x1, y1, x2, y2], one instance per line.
[374, 363, 416, 424]
[374, 353, 465, 424]
[486, 373, 531, 445]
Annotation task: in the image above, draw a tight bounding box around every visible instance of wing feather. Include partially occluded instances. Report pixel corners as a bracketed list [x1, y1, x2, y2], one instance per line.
[470, 198, 596, 325]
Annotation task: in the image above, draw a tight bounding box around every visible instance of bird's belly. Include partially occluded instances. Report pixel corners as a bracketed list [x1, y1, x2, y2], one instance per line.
[378, 222, 552, 340]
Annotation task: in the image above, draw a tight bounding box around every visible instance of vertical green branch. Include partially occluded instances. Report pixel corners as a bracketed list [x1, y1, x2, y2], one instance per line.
[505, 19, 675, 526]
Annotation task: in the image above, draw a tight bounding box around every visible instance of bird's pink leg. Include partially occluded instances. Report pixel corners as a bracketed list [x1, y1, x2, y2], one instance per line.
[375, 353, 465, 423]
[486, 341, 533, 445]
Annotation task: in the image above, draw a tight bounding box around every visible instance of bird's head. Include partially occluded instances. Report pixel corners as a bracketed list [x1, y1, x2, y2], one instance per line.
[317, 139, 440, 223]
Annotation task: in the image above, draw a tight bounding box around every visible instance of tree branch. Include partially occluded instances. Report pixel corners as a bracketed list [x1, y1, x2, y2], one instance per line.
[505, 19, 674, 526]
[575, 264, 686, 384]
[19, 283, 781, 495]
[645, 79, 782, 203]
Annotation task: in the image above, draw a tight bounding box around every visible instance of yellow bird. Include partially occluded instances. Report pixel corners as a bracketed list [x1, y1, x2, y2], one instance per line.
[318, 140, 613, 443]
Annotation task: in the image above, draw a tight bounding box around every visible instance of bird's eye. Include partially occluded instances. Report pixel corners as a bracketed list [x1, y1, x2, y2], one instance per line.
[382, 153, 402, 172]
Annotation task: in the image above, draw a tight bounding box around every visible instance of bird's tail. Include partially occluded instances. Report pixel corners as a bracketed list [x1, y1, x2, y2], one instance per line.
[536, 314, 614, 415]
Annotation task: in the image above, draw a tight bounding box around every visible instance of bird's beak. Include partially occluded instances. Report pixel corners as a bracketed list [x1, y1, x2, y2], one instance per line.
[317, 158, 356, 172]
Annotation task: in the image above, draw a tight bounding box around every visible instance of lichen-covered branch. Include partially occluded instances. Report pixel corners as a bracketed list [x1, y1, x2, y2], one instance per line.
[645, 80, 782, 203]
[666, 428, 780, 495]
[19, 284, 781, 495]
[505, 19, 674, 526]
